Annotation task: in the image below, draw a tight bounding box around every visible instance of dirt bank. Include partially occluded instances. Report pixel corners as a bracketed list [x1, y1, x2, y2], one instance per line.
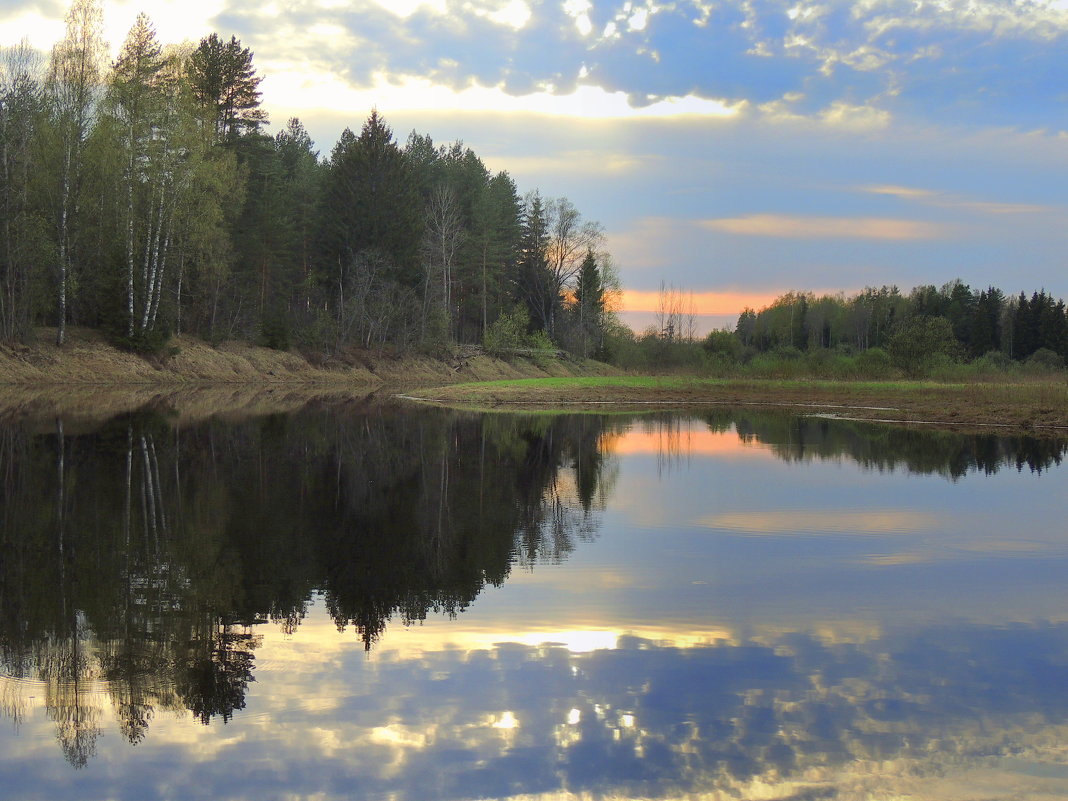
[0, 329, 615, 424]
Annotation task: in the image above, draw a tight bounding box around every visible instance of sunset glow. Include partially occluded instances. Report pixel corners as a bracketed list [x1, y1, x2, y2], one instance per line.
[620, 289, 782, 316]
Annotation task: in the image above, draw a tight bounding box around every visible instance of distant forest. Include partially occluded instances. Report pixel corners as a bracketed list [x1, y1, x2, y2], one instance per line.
[730, 282, 1068, 369]
[0, 0, 616, 357]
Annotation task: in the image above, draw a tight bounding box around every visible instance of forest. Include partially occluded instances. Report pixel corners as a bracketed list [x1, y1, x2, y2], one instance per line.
[0, 0, 616, 357]
[615, 281, 1068, 376]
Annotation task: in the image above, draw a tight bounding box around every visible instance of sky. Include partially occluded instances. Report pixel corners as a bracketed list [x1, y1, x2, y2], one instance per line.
[4, 0, 1068, 332]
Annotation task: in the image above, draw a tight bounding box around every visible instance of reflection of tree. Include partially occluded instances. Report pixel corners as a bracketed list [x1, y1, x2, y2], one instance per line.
[0, 404, 620, 757]
[41, 618, 101, 769]
[179, 621, 260, 725]
[696, 409, 1067, 478]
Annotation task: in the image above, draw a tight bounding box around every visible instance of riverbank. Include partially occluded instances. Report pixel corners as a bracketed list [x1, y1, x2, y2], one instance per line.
[2, 331, 1065, 436]
[0, 328, 614, 425]
[402, 375, 1068, 436]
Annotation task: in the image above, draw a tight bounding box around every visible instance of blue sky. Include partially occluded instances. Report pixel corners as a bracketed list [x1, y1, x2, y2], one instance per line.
[5, 0, 1068, 330]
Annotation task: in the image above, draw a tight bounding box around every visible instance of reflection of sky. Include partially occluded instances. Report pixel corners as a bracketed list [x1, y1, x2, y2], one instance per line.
[8, 609, 1068, 800]
[5, 415, 1068, 799]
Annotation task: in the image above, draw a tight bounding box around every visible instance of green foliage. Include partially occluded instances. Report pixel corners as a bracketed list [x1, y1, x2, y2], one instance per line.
[886, 316, 961, 377]
[1025, 347, 1064, 370]
[528, 328, 554, 351]
[484, 305, 539, 355]
[855, 347, 892, 377]
[258, 306, 290, 350]
[703, 329, 743, 361]
[975, 350, 1012, 371]
[2, 11, 616, 358]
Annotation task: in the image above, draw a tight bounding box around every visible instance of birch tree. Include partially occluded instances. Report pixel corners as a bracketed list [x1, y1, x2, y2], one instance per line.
[47, 0, 106, 345]
[422, 184, 466, 340]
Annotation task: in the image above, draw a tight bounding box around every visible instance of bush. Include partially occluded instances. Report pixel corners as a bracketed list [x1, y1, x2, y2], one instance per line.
[702, 329, 743, 362]
[855, 347, 893, 377]
[1025, 347, 1064, 370]
[974, 350, 1012, 372]
[886, 316, 960, 377]
[483, 306, 531, 355]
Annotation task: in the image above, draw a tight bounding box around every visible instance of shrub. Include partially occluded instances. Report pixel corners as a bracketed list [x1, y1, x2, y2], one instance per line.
[855, 347, 893, 378]
[483, 306, 531, 355]
[886, 316, 960, 377]
[974, 350, 1012, 372]
[702, 329, 743, 362]
[1025, 347, 1065, 370]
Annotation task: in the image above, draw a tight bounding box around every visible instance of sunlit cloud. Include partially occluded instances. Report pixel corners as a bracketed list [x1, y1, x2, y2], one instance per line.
[484, 149, 651, 176]
[859, 184, 1056, 216]
[367, 0, 446, 17]
[263, 69, 743, 120]
[701, 214, 952, 240]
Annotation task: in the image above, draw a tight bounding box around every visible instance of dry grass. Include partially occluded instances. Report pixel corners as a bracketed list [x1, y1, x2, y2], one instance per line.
[404, 375, 1068, 437]
[0, 329, 617, 424]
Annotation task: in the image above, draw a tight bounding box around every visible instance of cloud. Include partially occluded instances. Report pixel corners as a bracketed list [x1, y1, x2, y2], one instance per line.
[202, 0, 1068, 131]
[859, 184, 1056, 216]
[701, 214, 952, 240]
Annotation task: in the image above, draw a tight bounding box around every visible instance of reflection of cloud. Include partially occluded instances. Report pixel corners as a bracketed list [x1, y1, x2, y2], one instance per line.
[701, 509, 940, 534]
[702, 214, 952, 240]
[19, 614, 1068, 800]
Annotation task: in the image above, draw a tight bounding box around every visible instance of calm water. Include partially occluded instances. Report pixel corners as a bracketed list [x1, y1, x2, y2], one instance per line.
[2, 403, 1068, 800]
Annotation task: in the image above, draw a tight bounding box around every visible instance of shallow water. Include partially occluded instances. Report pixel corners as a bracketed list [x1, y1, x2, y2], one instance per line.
[1, 404, 1067, 800]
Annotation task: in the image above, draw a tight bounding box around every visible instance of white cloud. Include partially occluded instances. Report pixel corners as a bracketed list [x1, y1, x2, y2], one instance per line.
[818, 101, 891, 131]
[263, 68, 744, 120]
[474, 0, 531, 30]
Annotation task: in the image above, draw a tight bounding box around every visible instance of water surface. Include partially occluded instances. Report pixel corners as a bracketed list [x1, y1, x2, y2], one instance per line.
[1, 404, 1066, 800]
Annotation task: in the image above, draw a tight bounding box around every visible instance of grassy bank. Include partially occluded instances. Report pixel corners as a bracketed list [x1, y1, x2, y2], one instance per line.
[402, 375, 1068, 435]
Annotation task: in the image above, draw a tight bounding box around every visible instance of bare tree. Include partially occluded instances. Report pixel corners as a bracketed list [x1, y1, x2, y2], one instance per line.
[655, 282, 698, 342]
[421, 184, 466, 341]
[544, 197, 603, 336]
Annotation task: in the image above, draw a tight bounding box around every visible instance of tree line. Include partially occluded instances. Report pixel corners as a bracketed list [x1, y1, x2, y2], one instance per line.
[729, 281, 1068, 372]
[0, 0, 616, 355]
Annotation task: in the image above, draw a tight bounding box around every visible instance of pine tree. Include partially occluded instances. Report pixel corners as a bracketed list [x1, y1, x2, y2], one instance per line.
[187, 34, 266, 144]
